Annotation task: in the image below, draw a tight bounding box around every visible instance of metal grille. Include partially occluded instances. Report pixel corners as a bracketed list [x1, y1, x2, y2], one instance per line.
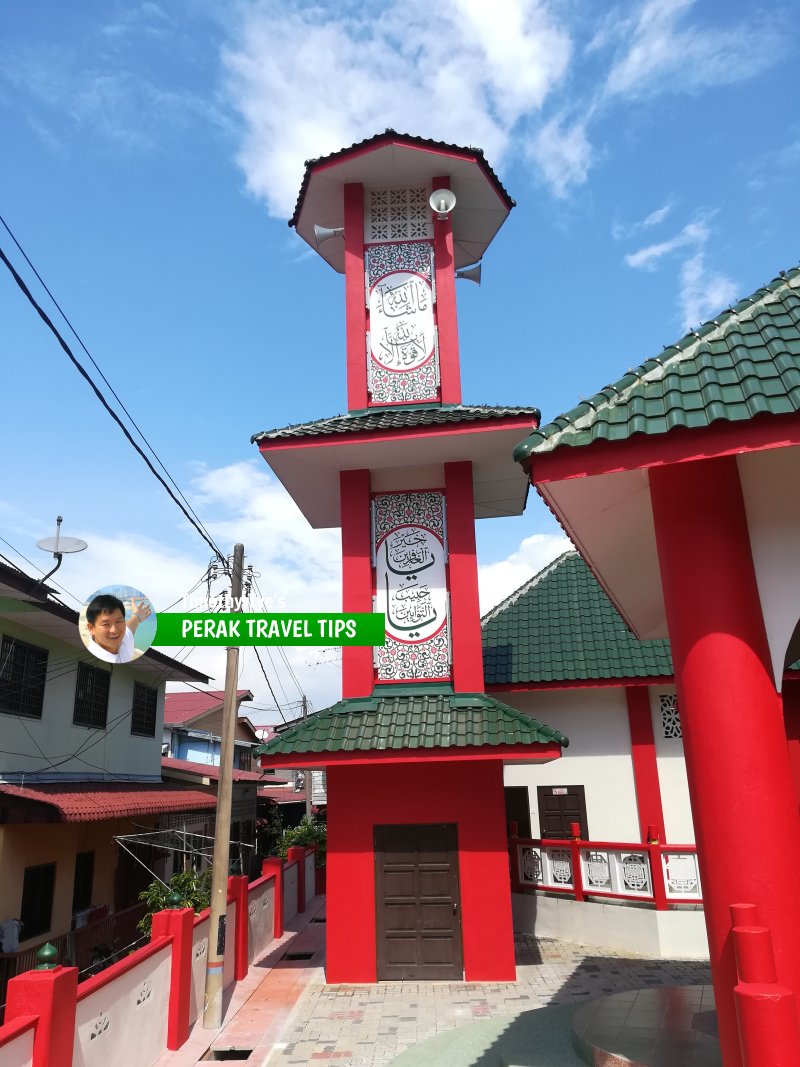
[73, 662, 110, 729]
[131, 681, 157, 737]
[660, 694, 682, 739]
[0, 635, 48, 719]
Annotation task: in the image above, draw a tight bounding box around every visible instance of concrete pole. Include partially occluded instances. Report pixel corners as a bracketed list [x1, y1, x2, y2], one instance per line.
[202, 543, 244, 1029]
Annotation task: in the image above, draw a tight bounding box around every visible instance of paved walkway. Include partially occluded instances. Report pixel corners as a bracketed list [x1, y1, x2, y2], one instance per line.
[158, 901, 712, 1067]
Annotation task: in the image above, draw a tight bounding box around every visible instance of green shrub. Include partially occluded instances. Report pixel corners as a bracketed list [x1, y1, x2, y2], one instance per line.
[277, 817, 326, 866]
[137, 867, 213, 937]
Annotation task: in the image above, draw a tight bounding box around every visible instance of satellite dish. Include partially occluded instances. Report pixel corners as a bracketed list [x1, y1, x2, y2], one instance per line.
[429, 188, 457, 219]
[34, 517, 88, 589]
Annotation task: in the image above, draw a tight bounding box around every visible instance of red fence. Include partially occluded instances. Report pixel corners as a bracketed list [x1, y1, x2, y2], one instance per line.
[0, 850, 320, 1067]
[510, 832, 703, 910]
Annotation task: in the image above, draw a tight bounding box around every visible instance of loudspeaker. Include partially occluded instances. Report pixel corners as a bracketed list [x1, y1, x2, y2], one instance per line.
[314, 224, 344, 248]
[455, 263, 482, 286]
[429, 188, 457, 218]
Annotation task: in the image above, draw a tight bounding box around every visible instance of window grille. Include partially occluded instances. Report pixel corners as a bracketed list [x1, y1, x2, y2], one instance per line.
[660, 693, 682, 739]
[131, 681, 158, 737]
[0, 635, 48, 719]
[73, 662, 110, 729]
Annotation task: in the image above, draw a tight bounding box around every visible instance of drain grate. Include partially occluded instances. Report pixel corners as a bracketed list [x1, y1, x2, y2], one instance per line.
[282, 950, 315, 960]
[311, 916, 326, 923]
[203, 1049, 253, 1061]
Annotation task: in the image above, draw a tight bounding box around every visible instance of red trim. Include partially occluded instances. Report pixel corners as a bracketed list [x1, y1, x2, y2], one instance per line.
[260, 741, 562, 770]
[0, 1015, 36, 1047]
[344, 183, 367, 411]
[228, 875, 249, 980]
[432, 176, 461, 403]
[340, 470, 374, 697]
[261, 858, 284, 939]
[151, 908, 194, 1050]
[77, 936, 170, 998]
[783, 680, 800, 807]
[287, 847, 306, 914]
[5, 966, 78, 1067]
[626, 686, 666, 844]
[650, 455, 800, 1067]
[530, 410, 800, 485]
[445, 462, 483, 691]
[487, 676, 673, 692]
[257, 415, 538, 453]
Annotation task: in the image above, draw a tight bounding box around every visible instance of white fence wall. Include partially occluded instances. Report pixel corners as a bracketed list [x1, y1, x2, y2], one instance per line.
[284, 862, 299, 924]
[72, 943, 171, 1067]
[304, 853, 315, 905]
[0, 1021, 35, 1067]
[189, 914, 211, 1025]
[248, 877, 275, 963]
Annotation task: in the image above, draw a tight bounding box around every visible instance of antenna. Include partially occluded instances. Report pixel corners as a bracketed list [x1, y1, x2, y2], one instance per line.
[35, 516, 88, 588]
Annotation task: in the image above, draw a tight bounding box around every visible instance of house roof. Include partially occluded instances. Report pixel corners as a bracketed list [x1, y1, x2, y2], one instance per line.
[482, 552, 673, 686]
[514, 267, 800, 466]
[255, 691, 568, 759]
[160, 756, 278, 783]
[163, 689, 253, 726]
[252, 405, 540, 444]
[0, 561, 210, 685]
[288, 129, 515, 229]
[0, 782, 217, 822]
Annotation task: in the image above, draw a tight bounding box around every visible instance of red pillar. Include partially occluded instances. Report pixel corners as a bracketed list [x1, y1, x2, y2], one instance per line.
[650, 455, 800, 1067]
[340, 469, 373, 697]
[227, 874, 250, 980]
[344, 182, 367, 411]
[151, 906, 194, 1049]
[444, 461, 484, 693]
[782, 680, 800, 808]
[261, 857, 285, 939]
[5, 966, 78, 1067]
[432, 175, 462, 405]
[288, 846, 306, 914]
[625, 685, 666, 843]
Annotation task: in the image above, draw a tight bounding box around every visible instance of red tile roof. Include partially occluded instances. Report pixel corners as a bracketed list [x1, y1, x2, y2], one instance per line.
[163, 689, 253, 726]
[0, 782, 217, 822]
[161, 757, 287, 785]
[258, 786, 310, 805]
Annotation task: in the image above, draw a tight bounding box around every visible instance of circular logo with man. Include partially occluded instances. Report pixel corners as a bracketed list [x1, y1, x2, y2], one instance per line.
[79, 585, 156, 664]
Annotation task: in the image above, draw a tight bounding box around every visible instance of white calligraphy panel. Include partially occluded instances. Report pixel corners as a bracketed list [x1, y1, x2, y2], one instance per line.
[372, 492, 451, 682]
[366, 242, 439, 405]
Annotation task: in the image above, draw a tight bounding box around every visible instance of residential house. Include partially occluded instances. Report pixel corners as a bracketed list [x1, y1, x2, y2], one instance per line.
[162, 688, 260, 770]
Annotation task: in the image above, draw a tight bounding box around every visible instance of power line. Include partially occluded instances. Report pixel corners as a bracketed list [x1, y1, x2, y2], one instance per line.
[0, 242, 226, 567]
[252, 648, 288, 724]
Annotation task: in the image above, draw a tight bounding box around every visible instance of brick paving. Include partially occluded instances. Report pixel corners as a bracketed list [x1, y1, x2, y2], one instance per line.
[261, 934, 712, 1067]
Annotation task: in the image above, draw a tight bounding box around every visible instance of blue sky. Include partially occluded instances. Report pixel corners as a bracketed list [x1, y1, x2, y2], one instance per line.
[1, 0, 798, 720]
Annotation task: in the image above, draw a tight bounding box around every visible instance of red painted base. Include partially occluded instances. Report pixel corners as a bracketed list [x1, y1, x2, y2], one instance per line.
[325, 759, 516, 984]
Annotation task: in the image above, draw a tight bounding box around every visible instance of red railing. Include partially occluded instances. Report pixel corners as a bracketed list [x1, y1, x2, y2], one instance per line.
[509, 830, 702, 911]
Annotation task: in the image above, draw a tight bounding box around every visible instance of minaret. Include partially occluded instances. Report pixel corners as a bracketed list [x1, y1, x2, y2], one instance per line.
[254, 132, 564, 985]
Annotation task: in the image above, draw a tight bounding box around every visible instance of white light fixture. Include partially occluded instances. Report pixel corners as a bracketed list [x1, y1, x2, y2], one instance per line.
[429, 188, 457, 220]
[313, 224, 344, 248]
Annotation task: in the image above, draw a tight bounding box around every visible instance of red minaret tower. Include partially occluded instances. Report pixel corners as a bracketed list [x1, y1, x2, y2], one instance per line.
[255, 132, 566, 983]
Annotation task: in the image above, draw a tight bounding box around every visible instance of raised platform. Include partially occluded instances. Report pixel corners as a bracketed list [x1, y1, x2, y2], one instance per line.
[571, 986, 720, 1067]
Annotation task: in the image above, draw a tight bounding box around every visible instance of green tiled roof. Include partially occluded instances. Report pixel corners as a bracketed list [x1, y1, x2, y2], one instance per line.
[482, 552, 673, 685]
[514, 268, 800, 464]
[254, 690, 568, 757]
[252, 405, 540, 444]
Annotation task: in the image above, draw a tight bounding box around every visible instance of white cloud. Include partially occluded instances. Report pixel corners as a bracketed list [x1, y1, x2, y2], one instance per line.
[642, 202, 671, 227]
[612, 199, 673, 240]
[222, 0, 573, 217]
[478, 532, 571, 615]
[527, 115, 593, 198]
[601, 0, 786, 99]
[679, 251, 737, 330]
[624, 217, 709, 270]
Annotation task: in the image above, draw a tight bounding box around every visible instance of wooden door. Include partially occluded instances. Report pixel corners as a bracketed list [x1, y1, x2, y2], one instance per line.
[374, 823, 463, 981]
[537, 785, 589, 840]
[504, 785, 532, 838]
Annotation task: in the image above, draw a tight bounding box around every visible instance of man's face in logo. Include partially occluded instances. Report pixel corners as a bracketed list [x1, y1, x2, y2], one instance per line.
[88, 609, 126, 654]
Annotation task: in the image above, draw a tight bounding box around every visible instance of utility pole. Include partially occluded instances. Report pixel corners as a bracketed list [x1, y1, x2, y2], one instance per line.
[203, 543, 244, 1029]
[302, 695, 313, 822]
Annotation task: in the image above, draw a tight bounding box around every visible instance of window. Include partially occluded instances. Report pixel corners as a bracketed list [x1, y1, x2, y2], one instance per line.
[72, 851, 94, 913]
[0, 635, 48, 719]
[73, 663, 110, 729]
[21, 862, 56, 939]
[238, 747, 252, 771]
[660, 694, 682, 739]
[131, 682, 158, 737]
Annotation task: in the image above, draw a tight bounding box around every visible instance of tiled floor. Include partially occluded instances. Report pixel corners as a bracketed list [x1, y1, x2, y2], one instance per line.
[260, 932, 712, 1067]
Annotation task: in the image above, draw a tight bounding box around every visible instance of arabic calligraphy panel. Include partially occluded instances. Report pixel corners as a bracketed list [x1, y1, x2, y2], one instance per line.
[372, 492, 451, 682]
